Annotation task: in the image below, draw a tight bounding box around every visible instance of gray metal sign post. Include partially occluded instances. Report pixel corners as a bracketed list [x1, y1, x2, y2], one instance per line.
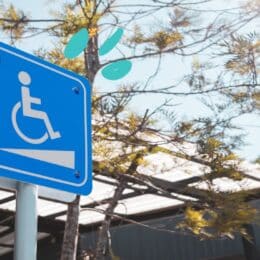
[14, 182, 38, 260]
[0, 41, 92, 259]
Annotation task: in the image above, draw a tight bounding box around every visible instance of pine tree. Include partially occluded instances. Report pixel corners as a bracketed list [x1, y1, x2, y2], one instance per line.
[0, 1, 259, 259]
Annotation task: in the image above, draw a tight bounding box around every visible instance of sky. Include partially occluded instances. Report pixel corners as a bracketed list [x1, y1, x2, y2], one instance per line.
[0, 0, 259, 161]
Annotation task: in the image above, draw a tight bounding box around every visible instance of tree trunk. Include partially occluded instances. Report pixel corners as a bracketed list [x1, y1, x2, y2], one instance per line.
[84, 34, 100, 83]
[95, 180, 126, 260]
[242, 224, 260, 260]
[60, 195, 80, 260]
[95, 152, 146, 260]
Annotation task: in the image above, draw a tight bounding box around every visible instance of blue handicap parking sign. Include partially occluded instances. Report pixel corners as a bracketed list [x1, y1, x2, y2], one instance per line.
[0, 42, 92, 195]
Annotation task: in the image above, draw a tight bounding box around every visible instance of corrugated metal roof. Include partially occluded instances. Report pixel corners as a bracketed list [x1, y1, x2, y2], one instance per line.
[0, 152, 259, 256]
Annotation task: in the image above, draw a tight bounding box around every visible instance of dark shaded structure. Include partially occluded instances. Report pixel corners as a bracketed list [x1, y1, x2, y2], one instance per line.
[0, 203, 259, 260]
[0, 174, 259, 259]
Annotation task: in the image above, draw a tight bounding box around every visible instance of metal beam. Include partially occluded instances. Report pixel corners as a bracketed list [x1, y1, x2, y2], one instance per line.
[0, 195, 16, 205]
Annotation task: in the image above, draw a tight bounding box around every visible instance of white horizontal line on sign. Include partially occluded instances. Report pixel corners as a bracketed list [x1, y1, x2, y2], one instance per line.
[0, 149, 75, 169]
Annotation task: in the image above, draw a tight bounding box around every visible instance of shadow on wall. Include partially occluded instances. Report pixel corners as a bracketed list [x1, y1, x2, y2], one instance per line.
[80, 215, 260, 260]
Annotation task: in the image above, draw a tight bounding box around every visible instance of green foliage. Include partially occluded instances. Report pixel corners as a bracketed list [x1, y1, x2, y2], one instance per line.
[130, 28, 183, 51]
[218, 33, 260, 111]
[252, 92, 260, 109]
[55, 1, 102, 38]
[0, 4, 28, 40]
[254, 156, 260, 164]
[179, 192, 258, 239]
[35, 48, 86, 75]
[224, 34, 260, 75]
[0, 0, 259, 245]
[129, 8, 189, 51]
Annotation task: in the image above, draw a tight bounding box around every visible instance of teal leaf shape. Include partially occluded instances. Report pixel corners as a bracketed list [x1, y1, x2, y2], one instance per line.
[63, 27, 132, 80]
[64, 28, 89, 59]
[101, 60, 132, 80]
[99, 28, 124, 56]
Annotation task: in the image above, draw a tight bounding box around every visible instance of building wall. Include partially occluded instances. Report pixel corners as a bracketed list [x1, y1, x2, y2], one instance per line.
[1, 215, 260, 259]
[81, 215, 260, 260]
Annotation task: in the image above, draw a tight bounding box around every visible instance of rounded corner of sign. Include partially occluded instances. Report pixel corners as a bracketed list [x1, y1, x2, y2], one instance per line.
[81, 189, 92, 196]
[76, 77, 91, 92]
[79, 179, 92, 196]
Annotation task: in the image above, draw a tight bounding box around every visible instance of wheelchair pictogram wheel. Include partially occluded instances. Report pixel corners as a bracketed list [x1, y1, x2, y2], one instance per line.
[11, 102, 48, 145]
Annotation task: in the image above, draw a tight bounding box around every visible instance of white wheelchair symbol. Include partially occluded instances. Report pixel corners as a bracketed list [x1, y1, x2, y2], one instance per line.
[11, 71, 61, 145]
